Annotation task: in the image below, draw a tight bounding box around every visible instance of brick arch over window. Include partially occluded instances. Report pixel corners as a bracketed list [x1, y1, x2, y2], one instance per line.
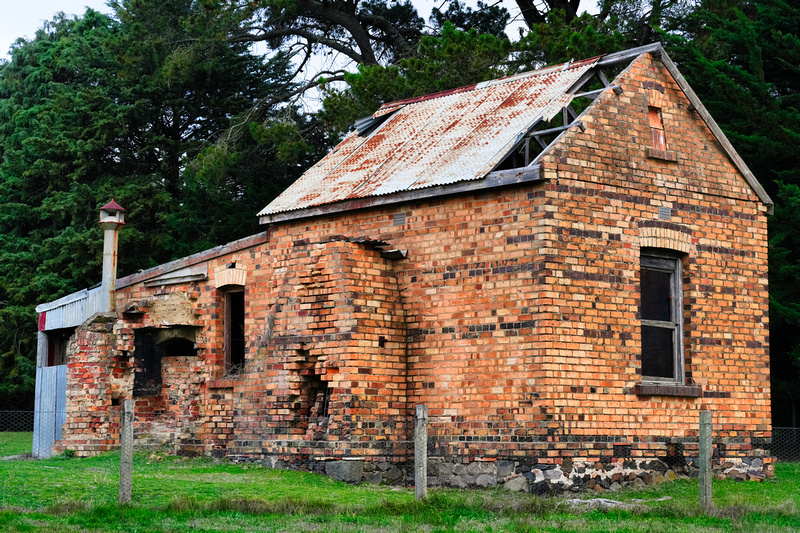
[214, 266, 247, 289]
[638, 226, 692, 254]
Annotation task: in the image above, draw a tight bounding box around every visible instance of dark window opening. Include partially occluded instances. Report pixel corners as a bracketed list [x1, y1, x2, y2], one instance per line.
[225, 290, 245, 375]
[640, 251, 683, 382]
[46, 327, 75, 367]
[133, 330, 165, 397]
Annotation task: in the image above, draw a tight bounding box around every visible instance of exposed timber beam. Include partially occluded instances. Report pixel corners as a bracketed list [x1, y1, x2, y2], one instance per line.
[528, 121, 585, 139]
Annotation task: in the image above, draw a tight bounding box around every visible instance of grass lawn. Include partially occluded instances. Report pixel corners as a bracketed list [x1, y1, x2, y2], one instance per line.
[0, 438, 798, 532]
[0, 432, 32, 456]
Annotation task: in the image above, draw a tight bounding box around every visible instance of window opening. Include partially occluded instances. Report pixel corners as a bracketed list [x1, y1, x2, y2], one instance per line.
[224, 290, 245, 375]
[133, 330, 165, 397]
[649, 107, 667, 151]
[46, 327, 75, 366]
[640, 251, 683, 382]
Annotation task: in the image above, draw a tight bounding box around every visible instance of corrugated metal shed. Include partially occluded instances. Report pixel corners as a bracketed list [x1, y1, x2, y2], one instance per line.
[258, 58, 599, 218]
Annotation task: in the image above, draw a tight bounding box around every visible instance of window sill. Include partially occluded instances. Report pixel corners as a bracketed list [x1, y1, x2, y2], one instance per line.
[645, 148, 678, 162]
[635, 382, 701, 397]
[208, 378, 236, 389]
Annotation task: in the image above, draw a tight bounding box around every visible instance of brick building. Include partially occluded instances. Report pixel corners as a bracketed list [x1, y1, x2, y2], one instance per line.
[33, 44, 774, 486]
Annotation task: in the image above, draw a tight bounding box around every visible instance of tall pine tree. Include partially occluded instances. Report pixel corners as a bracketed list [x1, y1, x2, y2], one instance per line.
[666, 0, 800, 424]
[0, 1, 299, 410]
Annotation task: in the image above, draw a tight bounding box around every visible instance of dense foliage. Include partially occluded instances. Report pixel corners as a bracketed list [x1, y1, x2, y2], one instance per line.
[664, 0, 800, 425]
[0, 0, 798, 423]
[0, 0, 317, 409]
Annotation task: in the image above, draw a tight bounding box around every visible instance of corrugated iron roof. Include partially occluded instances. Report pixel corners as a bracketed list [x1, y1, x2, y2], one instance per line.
[258, 57, 600, 217]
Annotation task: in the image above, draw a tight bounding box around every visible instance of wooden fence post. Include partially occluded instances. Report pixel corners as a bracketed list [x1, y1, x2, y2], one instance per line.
[699, 409, 712, 511]
[119, 399, 134, 504]
[414, 404, 428, 500]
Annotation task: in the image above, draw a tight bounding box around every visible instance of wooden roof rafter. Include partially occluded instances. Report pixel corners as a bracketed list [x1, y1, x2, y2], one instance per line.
[510, 66, 624, 167]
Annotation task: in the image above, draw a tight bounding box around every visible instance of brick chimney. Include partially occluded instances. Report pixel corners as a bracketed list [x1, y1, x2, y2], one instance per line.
[98, 200, 126, 312]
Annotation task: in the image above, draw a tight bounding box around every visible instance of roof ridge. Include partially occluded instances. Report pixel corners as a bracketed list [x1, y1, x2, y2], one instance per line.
[374, 58, 596, 113]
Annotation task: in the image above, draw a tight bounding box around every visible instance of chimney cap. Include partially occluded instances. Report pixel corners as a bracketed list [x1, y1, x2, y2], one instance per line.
[99, 199, 126, 228]
[100, 199, 126, 212]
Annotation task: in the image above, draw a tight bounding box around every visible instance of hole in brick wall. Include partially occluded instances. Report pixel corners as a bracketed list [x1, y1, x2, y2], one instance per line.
[378, 336, 386, 348]
[664, 441, 685, 469]
[158, 337, 197, 357]
[111, 398, 120, 407]
[614, 444, 632, 458]
[294, 350, 332, 438]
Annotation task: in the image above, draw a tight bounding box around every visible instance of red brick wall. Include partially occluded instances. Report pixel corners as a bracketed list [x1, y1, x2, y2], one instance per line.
[57, 53, 770, 468]
[529, 53, 770, 461]
[54, 317, 119, 456]
[231, 239, 409, 464]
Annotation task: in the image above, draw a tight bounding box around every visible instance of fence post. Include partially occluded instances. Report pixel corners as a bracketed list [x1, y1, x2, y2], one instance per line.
[414, 404, 428, 500]
[119, 399, 134, 504]
[699, 409, 712, 511]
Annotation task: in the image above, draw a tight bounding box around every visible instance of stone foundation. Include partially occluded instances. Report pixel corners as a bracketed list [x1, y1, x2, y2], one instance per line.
[228, 454, 773, 494]
[428, 456, 774, 494]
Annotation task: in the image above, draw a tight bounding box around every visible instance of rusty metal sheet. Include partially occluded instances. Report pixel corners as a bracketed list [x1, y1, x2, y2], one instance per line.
[259, 58, 599, 217]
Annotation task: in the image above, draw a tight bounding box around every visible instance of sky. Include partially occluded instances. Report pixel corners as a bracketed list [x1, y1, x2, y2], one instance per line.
[1, 1, 113, 60]
[1, 0, 581, 61]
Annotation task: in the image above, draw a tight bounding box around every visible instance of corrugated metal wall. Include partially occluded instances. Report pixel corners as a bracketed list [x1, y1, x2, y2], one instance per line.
[38, 286, 104, 330]
[32, 286, 104, 458]
[32, 365, 67, 458]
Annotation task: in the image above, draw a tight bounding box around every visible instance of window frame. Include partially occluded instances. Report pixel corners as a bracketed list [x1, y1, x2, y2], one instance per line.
[640, 250, 684, 384]
[648, 106, 667, 152]
[223, 288, 246, 376]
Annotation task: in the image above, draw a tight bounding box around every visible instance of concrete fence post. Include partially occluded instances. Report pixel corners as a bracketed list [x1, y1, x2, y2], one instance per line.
[414, 404, 428, 500]
[699, 409, 712, 511]
[119, 399, 134, 504]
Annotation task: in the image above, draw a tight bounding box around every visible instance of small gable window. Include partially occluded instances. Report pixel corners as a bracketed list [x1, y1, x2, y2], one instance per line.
[640, 250, 684, 382]
[644, 100, 677, 162]
[648, 107, 667, 151]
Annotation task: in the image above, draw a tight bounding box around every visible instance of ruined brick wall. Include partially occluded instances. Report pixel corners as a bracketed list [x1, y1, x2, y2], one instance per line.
[231, 238, 409, 465]
[266, 187, 553, 467]
[53, 315, 120, 456]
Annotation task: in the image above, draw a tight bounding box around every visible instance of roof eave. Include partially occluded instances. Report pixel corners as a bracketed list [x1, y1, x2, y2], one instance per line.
[116, 231, 270, 289]
[259, 165, 543, 226]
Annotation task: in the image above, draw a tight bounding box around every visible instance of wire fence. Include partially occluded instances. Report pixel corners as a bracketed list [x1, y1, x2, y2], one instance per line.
[3, 410, 800, 463]
[0, 411, 34, 432]
[773, 427, 800, 461]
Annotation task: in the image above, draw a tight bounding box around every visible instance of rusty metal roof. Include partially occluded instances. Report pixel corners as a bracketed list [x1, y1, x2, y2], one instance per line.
[258, 57, 600, 218]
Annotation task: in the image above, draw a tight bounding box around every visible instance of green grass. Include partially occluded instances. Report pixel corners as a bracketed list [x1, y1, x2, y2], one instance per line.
[0, 432, 32, 456]
[0, 450, 798, 532]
